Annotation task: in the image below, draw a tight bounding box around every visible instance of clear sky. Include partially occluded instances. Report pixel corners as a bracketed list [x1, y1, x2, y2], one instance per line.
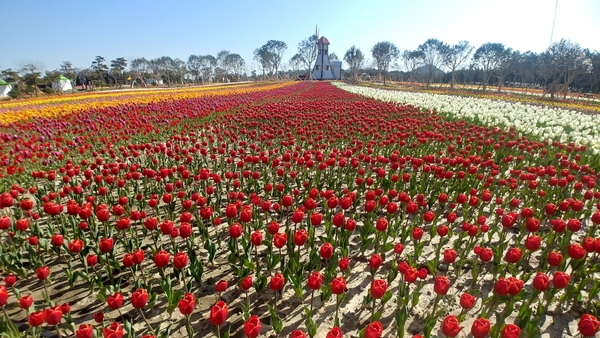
[1, 0, 599, 73]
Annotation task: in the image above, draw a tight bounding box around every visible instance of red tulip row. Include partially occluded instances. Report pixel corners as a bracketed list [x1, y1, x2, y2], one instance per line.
[0, 82, 599, 337]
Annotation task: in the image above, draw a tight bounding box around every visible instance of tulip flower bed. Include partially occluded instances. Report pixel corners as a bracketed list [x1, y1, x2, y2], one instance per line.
[1, 81, 600, 338]
[335, 82, 600, 158]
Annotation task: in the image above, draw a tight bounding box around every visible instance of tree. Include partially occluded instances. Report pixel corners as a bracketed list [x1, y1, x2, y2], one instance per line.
[60, 61, 76, 82]
[401, 49, 424, 84]
[544, 39, 593, 99]
[329, 53, 339, 62]
[110, 57, 127, 86]
[371, 41, 399, 85]
[130, 58, 150, 87]
[253, 46, 272, 80]
[495, 48, 513, 91]
[199, 55, 216, 83]
[19, 63, 43, 96]
[91, 56, 108, 87]
[227, 53, 246, 81]
[441, 40, 473, 89]
[417, 38, 447, 88]
[296, 34, 319, 80]
[473, 43, 506, 92]
[344, 46, 365, 82]
[289, 53, 303, 78]
[216, 50, 231, 82]
[255, 40, 287, 80]
[187, 55, 203, 83]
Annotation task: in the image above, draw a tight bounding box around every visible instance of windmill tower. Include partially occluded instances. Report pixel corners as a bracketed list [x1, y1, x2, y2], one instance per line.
[311, 34, 341, 80]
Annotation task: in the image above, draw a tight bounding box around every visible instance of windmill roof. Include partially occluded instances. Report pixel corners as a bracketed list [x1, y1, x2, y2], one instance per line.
[319, 36, 330, 45]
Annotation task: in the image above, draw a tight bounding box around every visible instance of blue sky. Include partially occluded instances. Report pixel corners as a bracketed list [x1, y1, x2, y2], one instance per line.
[1, 0, 599, 73]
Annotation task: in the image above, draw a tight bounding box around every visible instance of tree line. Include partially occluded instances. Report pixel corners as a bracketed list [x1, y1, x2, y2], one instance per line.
[349, 38, 599, 98]
[2, 35, 599, 98]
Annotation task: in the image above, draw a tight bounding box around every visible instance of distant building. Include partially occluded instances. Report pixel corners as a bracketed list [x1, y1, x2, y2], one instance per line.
[312, 36, 342, 80]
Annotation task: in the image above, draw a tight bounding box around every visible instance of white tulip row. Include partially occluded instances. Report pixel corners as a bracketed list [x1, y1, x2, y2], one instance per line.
[334, 82, 600, 155]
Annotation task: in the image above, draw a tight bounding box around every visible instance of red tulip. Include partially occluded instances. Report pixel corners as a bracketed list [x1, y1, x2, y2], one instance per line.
[370, 279, 388, 299]
[547, 251, 563, 266]
[3, 275, 16, 287]
[131, 288, 148, 308]
[375, 217, 388, 231]
[216, 280, 228, 292]
[36, 266, 50, 280]
[338, 257, 349, 271]
[320, 242, 334, 259]
[28, 310, 45, 327]
[241, 275, 253, 291]
[271, 232, 286, 249]
[209, 300, 228, 326]
[331, 276, 347, 295]
[433, 275, 451, 295]
[552, 271, 570, 289]
[326, 327, 343, 338]
[307, 271, 324, 290]
[501, 323, 521, 338]
[178, 292, 196, 315]
[102, 322, 124, 338]
[244, 315, 262, 338]
[579, 314, 600, 337]
[443, 248, 457, 263]
[0, 285, 8, 307]
[44, 305, 63, 325]
[153, 250, 171, 268]
[369, 254, 382, 270]
[470, 317, 491, 338]
[94, 312, 104, 323]
[290, 330, 307, 338]
[229, 223, 242, 238]
[98, 237, 114, 253]
[504, 247, 522, 264]
[18, 295, 34, 309]
[524, 235, 541, 251]
[270, 273, 285, 291]
[412, 227, 424, 240]
[568, 243, 586, 260]
[292, 209, 304, 223]
[173, 252, 188, 270]
[294, 229, 308, 246]
[76, 324, 94, 338]
[533, 272, 550, 291]
[441, 315, 462, 337]
[251, 230, 263, 246]
[460, 293, 476, 309]
[106, 292, 124, 310]
[364, 321, 383, 338]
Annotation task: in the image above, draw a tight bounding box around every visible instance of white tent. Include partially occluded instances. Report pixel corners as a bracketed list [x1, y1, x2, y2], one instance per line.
[0, 80, 11, 97]
[52, 75, 73, 92]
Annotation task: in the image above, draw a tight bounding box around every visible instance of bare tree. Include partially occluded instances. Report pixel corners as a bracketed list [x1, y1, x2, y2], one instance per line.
[289, 54, 303, 78]
[296, 34, 319, 80]
[441, 40, 473, 89]
[253, 46, 272, 80]
[544, 39, 593, 99]
[371, 41, 399, 85]
[187, 55, 203, 83]
[401, 49, 424, 84]
[473, 43, 506, 92]
[417, 38, 447, 88]
[200, 55, 216, 83]
[344, 46, 365, 82]
[227, 53, 246, 81]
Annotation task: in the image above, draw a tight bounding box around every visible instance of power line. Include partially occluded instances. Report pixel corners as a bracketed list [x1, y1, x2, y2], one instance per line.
[549, 0, 558, 47]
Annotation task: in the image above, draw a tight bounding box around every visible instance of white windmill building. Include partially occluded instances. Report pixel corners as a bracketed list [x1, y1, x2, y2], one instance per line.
[312, 36, 342, 80]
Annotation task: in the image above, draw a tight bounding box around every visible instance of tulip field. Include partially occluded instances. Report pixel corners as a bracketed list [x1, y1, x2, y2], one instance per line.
[1, 81, 600, 338]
